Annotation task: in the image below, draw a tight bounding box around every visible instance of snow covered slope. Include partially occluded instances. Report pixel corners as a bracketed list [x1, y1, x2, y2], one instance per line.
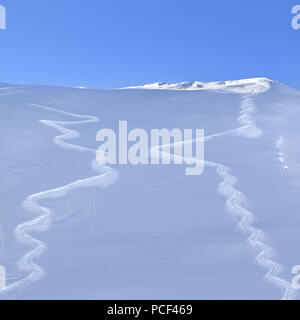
[0, 78, 300, 300]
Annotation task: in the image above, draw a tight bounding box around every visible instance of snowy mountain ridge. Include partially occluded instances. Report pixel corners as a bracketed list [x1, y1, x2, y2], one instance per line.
[0, 77, 273, 94]
[122, 77, 273, 94]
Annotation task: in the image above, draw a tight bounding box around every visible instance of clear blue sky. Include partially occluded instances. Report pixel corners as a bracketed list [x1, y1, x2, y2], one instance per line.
[0, 0, 299, 89]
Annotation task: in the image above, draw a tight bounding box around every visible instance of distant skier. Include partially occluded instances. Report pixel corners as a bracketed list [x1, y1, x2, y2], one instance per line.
[285, 166, 288, 171]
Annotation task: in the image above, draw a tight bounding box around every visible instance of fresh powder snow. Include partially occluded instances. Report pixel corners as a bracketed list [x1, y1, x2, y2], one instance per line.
[0, 78, 300, 299]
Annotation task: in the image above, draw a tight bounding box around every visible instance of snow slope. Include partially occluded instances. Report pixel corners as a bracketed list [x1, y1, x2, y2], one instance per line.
[0, 78, 300, 299]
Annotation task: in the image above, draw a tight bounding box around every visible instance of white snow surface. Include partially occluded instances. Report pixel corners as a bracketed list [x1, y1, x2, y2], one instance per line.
[0, 79, 300, 300]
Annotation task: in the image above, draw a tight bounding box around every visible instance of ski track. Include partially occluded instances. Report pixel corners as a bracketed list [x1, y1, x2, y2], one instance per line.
[276, 136, 288, 171]
[214, 95, 295, 299]
[152, 93, 295, 300]
[228, 94, 295, 300]
[0, 103, 119, 296]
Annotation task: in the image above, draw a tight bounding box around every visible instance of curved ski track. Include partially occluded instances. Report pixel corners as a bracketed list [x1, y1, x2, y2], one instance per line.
[0, 103, 118, 295]
[151, 93, 296, 300]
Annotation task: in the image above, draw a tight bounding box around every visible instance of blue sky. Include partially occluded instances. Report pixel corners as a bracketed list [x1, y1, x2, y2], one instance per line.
[0, 0, 299, 89]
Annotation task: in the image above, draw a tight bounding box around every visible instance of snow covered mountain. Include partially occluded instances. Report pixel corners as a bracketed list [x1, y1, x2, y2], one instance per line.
[122, 77, 273, 94]
[0, 78, 300, 300]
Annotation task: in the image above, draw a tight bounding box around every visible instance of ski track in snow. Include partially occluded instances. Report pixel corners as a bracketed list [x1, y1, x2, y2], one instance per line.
[214, 162, 295, 300]
[0, 103, 119, 296]
[276, 137, 288, 171]
[213, 95, 295, 299]
[227, 94, 294, 299]
[152, 93, 296, 300]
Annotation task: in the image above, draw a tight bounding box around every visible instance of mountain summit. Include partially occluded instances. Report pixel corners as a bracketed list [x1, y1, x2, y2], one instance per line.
[122, 77, 273, 94]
